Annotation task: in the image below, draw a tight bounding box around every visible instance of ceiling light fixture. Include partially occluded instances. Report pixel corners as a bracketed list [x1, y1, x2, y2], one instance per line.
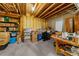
[32, 6, 35, 12]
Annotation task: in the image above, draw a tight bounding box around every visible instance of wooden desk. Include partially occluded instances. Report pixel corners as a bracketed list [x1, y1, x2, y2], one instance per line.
[51, 35, 79, 56]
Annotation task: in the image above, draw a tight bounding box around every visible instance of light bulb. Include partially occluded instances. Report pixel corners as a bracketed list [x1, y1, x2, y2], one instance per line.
[32, 6, 35, 12]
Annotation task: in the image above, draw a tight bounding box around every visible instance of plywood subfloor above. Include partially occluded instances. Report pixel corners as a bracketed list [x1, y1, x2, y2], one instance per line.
[0, 3, 77, 19]
[0, 3, 26, 18]
[32, 3, 77, 19]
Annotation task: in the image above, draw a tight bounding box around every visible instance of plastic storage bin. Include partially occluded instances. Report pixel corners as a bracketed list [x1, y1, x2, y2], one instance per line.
[0, 43, 9, 50]
[4, 16, 9, 22]
[9, 37, 16, 44]
[37, 34, 42, 41]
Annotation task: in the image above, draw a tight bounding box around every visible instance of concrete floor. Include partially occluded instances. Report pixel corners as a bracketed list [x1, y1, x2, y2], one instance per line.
[0, 39, 57, 56]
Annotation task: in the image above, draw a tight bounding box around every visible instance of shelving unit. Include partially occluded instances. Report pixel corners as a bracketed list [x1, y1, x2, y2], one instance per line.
[0, 17, 19, 32]
[0, 16, 20, 44]
[58, 48, 73, 56]
[0, 32, 10, 46]
[51, 35, 79, 56]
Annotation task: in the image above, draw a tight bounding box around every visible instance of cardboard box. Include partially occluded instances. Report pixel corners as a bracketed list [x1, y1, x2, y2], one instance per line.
[0, 32, 10, 45]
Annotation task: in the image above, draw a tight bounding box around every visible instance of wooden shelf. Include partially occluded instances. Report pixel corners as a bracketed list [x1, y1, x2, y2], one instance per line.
[0, 30, 19, 32]
[58, 48, 73, 56]
[0, 16, 20, 46]
[51, 35, 79, 47]
[0, 21, 19, 24]
[0, 31, 18, 32]
[0, 18, 19, 32]
[51, 35, 79, 56]
[0, 26, 18, 28]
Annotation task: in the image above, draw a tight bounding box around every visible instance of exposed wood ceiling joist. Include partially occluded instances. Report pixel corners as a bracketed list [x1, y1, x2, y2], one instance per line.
[34, 3, 38, 8]
[0, 4, 8, 12]
[41, 3, 65, 18]
[35, 3, 52, 17]
[0, 3, 26, 18]
[1, 4, 10, 12]
[29, 3, 77, 19]
[33, 3, 43, 15]
[38, 3, 56, 17]
[16, 3, 21, 14]
[20, 3, 26, 15]
[0, 12, 20, 18]
[0, 3, 77, 19]
[34, 3, 47, 16]
[16, 3, 26, 15]
[12, 3, 19, 13]
[45, 4, 73, 18]
[49, 6, 77, 19]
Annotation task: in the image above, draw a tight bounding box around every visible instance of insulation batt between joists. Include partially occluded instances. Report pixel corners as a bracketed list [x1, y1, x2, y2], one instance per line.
[20, 13, 48, 31]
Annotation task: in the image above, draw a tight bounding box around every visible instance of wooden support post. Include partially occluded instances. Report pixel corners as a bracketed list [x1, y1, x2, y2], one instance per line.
[20, 15, 24, 42]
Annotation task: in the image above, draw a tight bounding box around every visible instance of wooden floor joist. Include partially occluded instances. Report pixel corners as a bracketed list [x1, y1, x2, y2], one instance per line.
[49, 6, 77, 19]
[33, 4, 42, 15]
[45, 4, 73, 18]
[12, 3, 19, 14]
[35, 3, 47, 17]
[0, 12, 20, 18]
[0, 3, 77, 19]
[41, 3, 65, 18]
[38, 3, 55, 17]
[0, 4, 8, 12]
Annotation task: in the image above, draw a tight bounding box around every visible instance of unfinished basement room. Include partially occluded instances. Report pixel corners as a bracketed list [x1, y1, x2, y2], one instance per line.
[0, 3, 79, 56]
